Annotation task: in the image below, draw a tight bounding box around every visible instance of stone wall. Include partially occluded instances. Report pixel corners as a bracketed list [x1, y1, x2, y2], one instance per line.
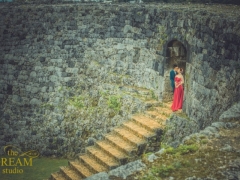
[0, 2, 239, 156]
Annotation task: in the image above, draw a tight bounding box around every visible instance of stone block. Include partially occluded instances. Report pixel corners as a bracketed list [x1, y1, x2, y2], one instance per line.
[30, 98, 41, 105]
[49, 75, 58, 82]
[30, 71, 37, 78]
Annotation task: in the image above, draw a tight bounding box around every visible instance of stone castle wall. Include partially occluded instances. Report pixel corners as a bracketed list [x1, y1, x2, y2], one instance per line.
[0, 2, 239, 156]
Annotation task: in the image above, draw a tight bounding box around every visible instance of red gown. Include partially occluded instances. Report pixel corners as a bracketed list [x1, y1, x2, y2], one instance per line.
[171, 77, 184, 111]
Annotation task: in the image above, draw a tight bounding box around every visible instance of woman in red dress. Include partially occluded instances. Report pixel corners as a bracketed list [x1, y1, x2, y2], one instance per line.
[171, 68, 184, 112]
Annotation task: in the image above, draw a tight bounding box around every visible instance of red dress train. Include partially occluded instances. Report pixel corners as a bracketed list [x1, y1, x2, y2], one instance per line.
[171, 77, 184, 111]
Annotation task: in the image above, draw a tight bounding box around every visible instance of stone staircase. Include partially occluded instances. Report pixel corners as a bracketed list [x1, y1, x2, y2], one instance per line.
[50, 86, 172, 180]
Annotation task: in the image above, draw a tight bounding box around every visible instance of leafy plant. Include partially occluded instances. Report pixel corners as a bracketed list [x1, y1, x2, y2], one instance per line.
[107, 95, 121, 111]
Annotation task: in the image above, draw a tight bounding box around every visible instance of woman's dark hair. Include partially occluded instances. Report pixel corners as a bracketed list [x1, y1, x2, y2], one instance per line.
[173, 64, 178, 68]
[180, 68, 183, 72]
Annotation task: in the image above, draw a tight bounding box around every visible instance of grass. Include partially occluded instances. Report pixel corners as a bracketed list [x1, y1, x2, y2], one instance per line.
[142, 152, 154, 162]
[40, 103, 54, 110]
[150, 90, 158, 101]
[68, 95, 84, 109]
[159, 102, 167, 108]
[200, 139, 209, 144]
[163, 144, 199, 155]
[141, 144, 199, 179]
[155, 165, 175, 177]
[0, 156, 68, 180]
[161, 112, 169, 117]
[176, 111, 191, 121]
[140, 124, 240, 180]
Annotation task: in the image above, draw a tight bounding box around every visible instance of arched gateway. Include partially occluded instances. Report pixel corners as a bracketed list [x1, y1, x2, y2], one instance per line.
[162, 40, 187, 102]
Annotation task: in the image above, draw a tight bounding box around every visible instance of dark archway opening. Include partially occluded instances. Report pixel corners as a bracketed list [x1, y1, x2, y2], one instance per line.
[163, 40, 187, 102]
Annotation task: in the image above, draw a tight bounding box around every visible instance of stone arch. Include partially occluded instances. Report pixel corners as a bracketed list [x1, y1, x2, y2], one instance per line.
[162, 39, 187, 102]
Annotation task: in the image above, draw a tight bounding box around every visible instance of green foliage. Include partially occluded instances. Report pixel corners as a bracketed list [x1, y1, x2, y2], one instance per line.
[163, 144, 199, 155]
[200, 138, 209, 144]
[142, 173, 162, 180]
[156, 25, 168, 50]
[184, 136, 197, 145]
[69, 95, 84, 109]
[159, 102, 167, 108]
[165, 146, 175, 154]
[152, 164, 175, 177]
[100, 90, 109, 97]
[143, 152, 154, 157]
[137, 11, 143, 15]
[177, 111, 191, 121]
[177, 144, 199, 154]
[41, 103, 54, 110]
[151, 90, 158, 100]
[173, 161, 182, 169]
[107, 95, 121, 111]
[162, 112, 169, 117]
[142, 152, 154, 163]
[57, 86, 63, 92]
[142, 142, 201, 179]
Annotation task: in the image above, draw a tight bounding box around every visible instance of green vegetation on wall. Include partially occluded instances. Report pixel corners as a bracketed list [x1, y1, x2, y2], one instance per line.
[157, 25, 168, 51]
[107, 95, 122, 112]
[69, 95, 85, 109]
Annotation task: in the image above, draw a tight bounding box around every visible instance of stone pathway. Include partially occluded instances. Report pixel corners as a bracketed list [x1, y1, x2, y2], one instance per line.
[50, 87, 172, 180]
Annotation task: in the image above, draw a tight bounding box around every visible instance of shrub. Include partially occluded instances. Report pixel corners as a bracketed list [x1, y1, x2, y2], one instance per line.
[107, 95, 121, 111]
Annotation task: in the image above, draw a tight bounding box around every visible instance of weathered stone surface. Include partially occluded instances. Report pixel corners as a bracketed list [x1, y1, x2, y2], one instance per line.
[147, 153, 159, 163]
[219, 102, 240, 121]
[221, 158, 240, 180]
[108, 160, 146, 179]
[0, 3, 239, 156]
[163, 115, 199, 147]
[85, 172, 110, 180]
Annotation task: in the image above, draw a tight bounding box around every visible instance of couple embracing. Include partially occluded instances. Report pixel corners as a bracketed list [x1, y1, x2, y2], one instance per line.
[170, 64, 184, 112]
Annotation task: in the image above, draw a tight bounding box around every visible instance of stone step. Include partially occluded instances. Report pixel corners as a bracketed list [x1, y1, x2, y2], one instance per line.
[123, 121, 156, 139]
[154, 106, 172, 117]
[95, 140, 128, 165]
[131, 115, 163, 132]
[60, 166, 81, 180]
[69, 161, 93, 178]
[113, 127, 145, 147]
[119, 85, 152, 96]
[49, 100, 173, 180]
[51, 172, 66, 180]
[145, 110, 169, 120]
[163, 102, 172, 108]
[79, 154, 107, 174]
[86, 146, 119, 170]
[118, 85, 157, 101]
[113, 127, 147, 155]
[144, 100, 162, 108]
[125, 93, 152, 101]
[105, 134, 137, 156]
